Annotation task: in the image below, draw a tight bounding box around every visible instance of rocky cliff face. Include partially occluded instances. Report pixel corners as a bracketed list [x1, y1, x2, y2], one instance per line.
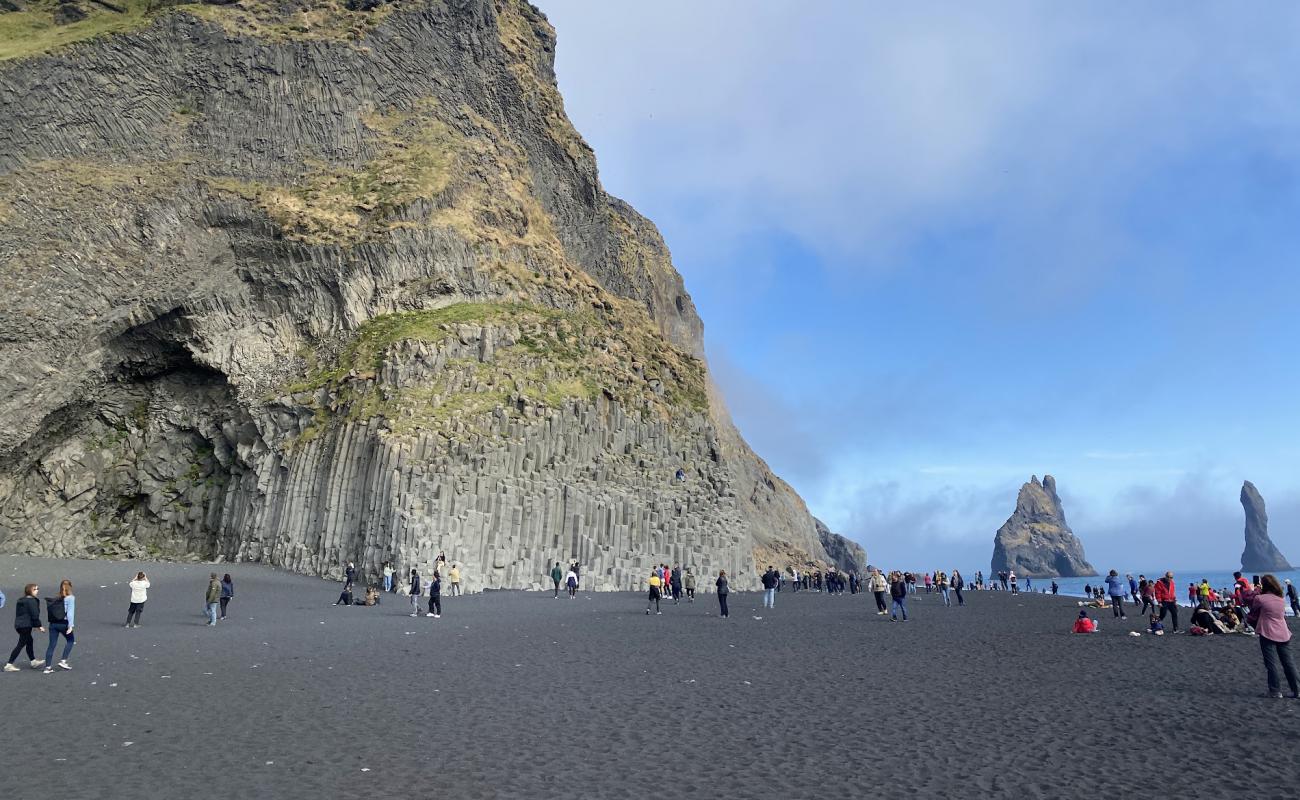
[1240, 481, 1291, 573]
[0, 0, 855, 588]
[991, 475, 1094, 578]
[815, 517, 866, 574]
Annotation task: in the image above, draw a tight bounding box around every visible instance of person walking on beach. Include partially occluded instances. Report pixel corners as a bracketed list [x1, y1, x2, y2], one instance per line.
[449, 564, 462, 597]
[550, 562, 564, 598]
[1286, 580, 1299, 617]
[218, 574, 234, 620]
[646, 569, 663, 615]
[762, 567, 778, 609]
[715, 571, 729, 618]
[1138, 577, 1155, 616]
[1105, 570, 1128, 620]
[670, 565, 683, 604]
[869, 568, 888, 614]
[1009, 570, 1019, 595]
[426, 571, 442, 618]
[1247, 575, 1299, 698]
[1128, 574, 1137, 601]
[952, 570, 965, 607]
[408, 569, 423, 617]
[4, 583, 44, 672]
[382, 562, 394, 593]
[204, 574, 221, 626]
[125, 571, 149, 628]
[1154, 572, 1179, 632]
[684, 569, 696, 602]
[42, 580, 76, 672]
[889, 572, 908, 622]
[936, 571, 951, 607]
[565, 566, 578, 599]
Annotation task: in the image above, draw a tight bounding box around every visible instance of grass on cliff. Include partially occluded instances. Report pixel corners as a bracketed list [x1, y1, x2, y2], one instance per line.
[0, 0, 395, 62]
[0, 0, 153, 62]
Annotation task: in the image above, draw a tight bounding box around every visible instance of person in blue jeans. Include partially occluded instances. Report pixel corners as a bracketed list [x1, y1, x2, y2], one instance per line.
[205, 573, 221, 626]
[889, 572, 908, 621]
[43, 579, 76, 672]
[761, 567, 778, 609]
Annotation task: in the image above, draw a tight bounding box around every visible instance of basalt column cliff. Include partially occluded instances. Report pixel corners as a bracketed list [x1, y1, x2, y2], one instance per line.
[0, 0, 859, 588]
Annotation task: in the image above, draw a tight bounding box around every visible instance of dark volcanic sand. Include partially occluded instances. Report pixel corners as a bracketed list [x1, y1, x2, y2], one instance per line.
[2, 556, 1298, 799]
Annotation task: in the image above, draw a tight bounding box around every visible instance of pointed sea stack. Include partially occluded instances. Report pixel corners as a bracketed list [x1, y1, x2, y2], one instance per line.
[991, 475, 1095, 578]
[1240, 481, 1292, 572]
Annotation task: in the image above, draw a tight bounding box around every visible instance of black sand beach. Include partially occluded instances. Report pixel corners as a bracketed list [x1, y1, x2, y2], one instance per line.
[2, 556, 1298, 799]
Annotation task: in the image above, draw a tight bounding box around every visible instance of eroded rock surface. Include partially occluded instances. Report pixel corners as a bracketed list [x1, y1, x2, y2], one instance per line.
[1240, 480, 1292, 573]
[991, 475, 1094, 578]
[0, 0, 849, 588]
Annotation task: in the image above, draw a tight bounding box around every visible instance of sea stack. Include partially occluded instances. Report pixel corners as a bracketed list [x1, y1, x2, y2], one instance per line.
[991, 475, 1095, 578]
[1240, 481, 1292, 572]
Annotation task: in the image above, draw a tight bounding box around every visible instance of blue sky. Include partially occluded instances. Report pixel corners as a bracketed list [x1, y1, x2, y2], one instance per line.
[537, 1, 1300, 571]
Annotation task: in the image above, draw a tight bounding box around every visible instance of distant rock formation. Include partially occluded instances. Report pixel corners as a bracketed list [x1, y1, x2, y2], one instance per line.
[815, 518, 867, 574]
[1240, 481, 1292, 572]
[991, 475, 1095, 578]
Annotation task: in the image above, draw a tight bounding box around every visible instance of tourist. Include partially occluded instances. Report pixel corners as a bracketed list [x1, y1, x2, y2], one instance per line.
[550, 562, 564, 598]
[761, 567, 778, 609]
[1187, 583, 1198, 607]
[684, 570, 696, 602]
[220, 573, 234, 620]
[923, 572, 932, 594]
[1198, 578, 1212, 606]
[952, 570, 965, 607]
[364, 585, 380, 606]
[1127, 573, 1137, 601]
[1148, 613, 1164, 636]
[345, 562, 357, 586]
[670, 565, 683, 604]
[1246, 575, 1299, 698]
[889, 572, 908, 622]
[565, 567, 578, 599]
[1072, 610, 1097, 634]
[1191, 600, 1228, 634]
[646, 569, 663, 615]
[936, 570, 950, 607]
[1286, 580, 1299, 617]
[1105, 570, 1127, 620]
[1009, 570, 1019, 595]
[382, 562, 394, 593]
[868, 568, 888, 615]
[204, 573, 221, 626]
[1153, 572, 1179, 632]
[426, 571, 442, 618]
[124, 571, 150, 628]
[1219, 605, 1244, 632]
[449, 563, 462, 596]
[715, 571, 729, 618]
[43, 579, 76, 672]
[335, 582, 355, 606]
[408, 569, 422, 617]
[1232, 573, 1255, 621]
[1050, 580, 1059, 595]
[4, 583, 44, 672]
[1138, 578, 1155, 616]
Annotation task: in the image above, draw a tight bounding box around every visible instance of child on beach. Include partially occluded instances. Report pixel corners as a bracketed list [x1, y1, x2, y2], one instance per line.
[1072, 610, 1096, 633]
[1148, 614, 1164, 636]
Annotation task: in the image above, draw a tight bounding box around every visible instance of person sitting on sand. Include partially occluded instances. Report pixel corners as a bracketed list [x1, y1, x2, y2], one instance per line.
[1218, 606, 1243, 632]
[1191, 601, 1228, 634]
[1148, 614, 1164, 636]
[365, 586, 380, 606]
[335, 583, 354, 606]
[1073, 610, 1097, 633]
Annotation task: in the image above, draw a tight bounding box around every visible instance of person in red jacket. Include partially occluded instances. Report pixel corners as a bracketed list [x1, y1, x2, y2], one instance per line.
[1073, 610, 1097, 634]
[1154, 571, 1179, 632]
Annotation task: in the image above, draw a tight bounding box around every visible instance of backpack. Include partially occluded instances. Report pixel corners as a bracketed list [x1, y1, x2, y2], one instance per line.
[46, 597, 67, 624]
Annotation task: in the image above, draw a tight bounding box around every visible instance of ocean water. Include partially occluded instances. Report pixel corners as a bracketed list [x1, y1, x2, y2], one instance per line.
[997, 568, 1300, 601]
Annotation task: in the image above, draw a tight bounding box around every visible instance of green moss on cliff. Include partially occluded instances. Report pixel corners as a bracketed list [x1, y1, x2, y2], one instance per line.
[0, 1, 153, 62]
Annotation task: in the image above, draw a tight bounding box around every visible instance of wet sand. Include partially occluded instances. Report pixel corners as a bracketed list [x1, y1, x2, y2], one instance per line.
[1, 555, 1297, 799]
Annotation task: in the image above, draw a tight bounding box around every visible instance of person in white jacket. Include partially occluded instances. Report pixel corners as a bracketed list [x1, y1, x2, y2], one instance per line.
[125, 571, 150, 628]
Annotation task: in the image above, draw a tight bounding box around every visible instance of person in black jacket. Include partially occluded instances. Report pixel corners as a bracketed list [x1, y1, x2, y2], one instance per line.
[889, 572, 909, 621]
[5, 583, 45, 671]
[426, 571, 442, 619]
[715, 571, 730, 618]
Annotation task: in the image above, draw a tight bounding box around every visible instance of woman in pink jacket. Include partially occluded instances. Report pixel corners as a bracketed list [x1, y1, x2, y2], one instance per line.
[1247, 575, 1299, 699]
